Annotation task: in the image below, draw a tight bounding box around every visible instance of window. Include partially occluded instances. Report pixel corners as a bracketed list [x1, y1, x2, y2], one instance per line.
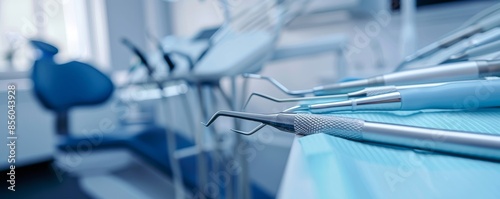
[0, 0, 110, 75]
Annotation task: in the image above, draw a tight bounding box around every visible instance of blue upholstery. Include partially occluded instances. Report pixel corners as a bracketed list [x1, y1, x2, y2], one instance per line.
[30, 40, 114, 112]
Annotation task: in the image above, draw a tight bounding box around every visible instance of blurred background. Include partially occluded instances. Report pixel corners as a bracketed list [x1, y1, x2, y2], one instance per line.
[0, 0, 495, 198]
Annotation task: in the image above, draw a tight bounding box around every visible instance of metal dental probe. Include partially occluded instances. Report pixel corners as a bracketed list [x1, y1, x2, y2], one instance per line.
[204, 111, 500, 162]
[241, 82, 450, 110]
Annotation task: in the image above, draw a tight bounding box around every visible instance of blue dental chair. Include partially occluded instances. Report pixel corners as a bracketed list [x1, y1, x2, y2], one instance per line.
[30, 40, 272, 198]
[29, 40, 199, 190]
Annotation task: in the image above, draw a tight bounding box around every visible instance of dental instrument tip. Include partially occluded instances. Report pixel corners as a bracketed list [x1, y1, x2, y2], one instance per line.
[242, 92, 280, 111]
[242, 73, 311, 96]
[230, 123, 267, 135]
[230, 129, 253, 135]
[204, 110, 260, 127]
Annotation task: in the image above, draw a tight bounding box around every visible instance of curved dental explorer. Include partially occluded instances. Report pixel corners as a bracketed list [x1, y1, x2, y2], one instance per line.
[241, 93, 350, 111]
[242, 73, 313, 96]
[203, 110, 500, 162]
[240, 83, 444, 111]
[244, 59, 500, 96]
[232, 105, 302, 135]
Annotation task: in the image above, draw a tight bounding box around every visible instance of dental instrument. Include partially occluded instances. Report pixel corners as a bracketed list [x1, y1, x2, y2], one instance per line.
[463, 27, 500, 51]
[292, 79, 500, 113]
[395, 13, 500, 71]
[203, 110, 500, 162]
[247, 60, 500, 96]
[450, 39, 500, 61]
[243, 73, 312, 96]
[242, 82, 450, 110]
[407, 27, 500, 67]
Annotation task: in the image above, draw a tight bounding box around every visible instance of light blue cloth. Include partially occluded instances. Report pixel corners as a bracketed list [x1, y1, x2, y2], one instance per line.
[299, 109, 500, 198]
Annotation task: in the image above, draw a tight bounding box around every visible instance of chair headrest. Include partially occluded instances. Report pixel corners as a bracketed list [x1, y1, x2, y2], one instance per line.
[30, 40, 114, 112]
[30, 40, 59, 57]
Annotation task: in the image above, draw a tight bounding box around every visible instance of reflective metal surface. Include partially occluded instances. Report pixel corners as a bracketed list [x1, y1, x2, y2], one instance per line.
[362, 121, 500, 161]
[312, 76, 385, 95]
[308, 92, 402, 113]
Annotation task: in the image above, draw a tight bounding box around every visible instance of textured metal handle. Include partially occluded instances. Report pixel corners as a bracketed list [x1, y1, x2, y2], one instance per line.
[294, 114, 500, 161]
[294, 114, 364, 140]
